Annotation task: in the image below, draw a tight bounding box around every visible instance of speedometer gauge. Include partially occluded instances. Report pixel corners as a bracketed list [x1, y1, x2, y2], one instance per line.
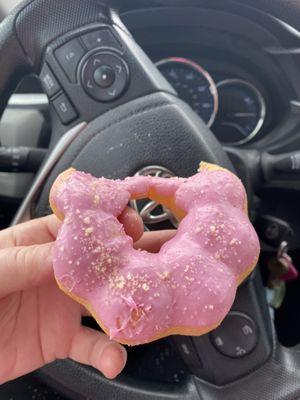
[213, 79, 266, 145]
[156, 57, 218, 127]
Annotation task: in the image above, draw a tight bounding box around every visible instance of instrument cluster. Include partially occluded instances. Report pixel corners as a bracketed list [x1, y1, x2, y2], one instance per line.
[156, 57, 266, 146]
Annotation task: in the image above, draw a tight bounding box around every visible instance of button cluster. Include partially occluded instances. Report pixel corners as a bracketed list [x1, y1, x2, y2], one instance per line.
[210, 312, 258, 358]
[40, 27, 127, 125]
[81, 52, 129, 102]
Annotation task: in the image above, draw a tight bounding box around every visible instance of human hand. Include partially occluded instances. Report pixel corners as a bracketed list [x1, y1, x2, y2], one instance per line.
[0, 209, 175, 384]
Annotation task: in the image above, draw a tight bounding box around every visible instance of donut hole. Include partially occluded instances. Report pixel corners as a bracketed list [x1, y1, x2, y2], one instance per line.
[129, 190, 182, 253]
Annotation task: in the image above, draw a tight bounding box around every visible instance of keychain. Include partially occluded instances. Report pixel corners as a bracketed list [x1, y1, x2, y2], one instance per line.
[267, 241, 298, 285]
[267, 241, 298, 309]
[276, 241, 298, 282]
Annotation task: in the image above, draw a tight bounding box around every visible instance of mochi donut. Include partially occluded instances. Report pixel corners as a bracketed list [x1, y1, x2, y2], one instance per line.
[50, 162, 260, 345]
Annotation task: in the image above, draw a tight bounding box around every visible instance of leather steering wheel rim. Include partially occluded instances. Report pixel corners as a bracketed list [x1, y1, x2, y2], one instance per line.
[1, 1, 300, 399]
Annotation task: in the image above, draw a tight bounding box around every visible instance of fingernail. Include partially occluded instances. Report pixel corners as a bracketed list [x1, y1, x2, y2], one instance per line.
[99, 343, 127, 379]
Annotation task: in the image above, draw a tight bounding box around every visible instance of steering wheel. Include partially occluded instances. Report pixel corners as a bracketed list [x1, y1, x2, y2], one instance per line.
[2, 0, 300, 399]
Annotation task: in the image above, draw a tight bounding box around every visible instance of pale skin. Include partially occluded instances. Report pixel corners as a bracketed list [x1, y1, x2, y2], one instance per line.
[0, 208, 175, 385]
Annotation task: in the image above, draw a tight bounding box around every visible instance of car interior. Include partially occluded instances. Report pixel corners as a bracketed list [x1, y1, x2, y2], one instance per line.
[1, 0, 300, 399]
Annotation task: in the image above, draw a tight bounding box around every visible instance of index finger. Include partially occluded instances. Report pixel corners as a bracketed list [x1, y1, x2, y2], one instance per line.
[0, 206, 143, 250]
[134, 230, 176, 253]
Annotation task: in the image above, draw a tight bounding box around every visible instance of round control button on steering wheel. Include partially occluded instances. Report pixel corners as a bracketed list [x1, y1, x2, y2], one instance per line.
[93, 65, 116, 88]
[81, 52, 129, 102]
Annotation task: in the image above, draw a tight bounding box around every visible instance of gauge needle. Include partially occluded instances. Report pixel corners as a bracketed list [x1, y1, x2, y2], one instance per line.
[226, 112, 256, 117]
[221, 122, 248, 137]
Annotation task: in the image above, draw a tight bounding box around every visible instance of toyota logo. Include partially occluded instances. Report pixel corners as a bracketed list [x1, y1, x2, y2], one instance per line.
[130, 166, 178, 229]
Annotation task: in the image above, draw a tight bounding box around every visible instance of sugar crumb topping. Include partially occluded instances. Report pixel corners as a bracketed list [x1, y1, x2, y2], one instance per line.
[115, 275, 126, 289]
[142, 283, 150, 291]
[85, 227, 94, 236]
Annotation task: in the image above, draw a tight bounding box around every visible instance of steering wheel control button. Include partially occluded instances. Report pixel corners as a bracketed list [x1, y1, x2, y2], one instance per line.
[94, 65, 116, 88]
[210, 312, 258, 358]
[81, 29, 122, 52]
[55, 38, 85, 82]
[173, 336, 203, 372]
[52, 94, 77, 124]
[81, 52, 129, 102]
[40, 64, 60, 97]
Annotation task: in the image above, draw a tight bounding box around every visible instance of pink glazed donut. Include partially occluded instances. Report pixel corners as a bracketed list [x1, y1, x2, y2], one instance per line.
[50, 162, 260, 345]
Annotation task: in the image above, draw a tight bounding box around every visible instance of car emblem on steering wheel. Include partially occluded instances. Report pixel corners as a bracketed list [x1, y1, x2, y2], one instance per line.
[130, 166, 179, 229]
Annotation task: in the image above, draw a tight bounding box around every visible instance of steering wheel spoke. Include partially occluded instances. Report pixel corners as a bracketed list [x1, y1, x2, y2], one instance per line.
[38, 13, 175, 138]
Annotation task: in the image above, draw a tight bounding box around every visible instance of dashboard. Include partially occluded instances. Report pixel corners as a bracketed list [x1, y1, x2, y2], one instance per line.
[2, 2, 296, 153]
[1, 2, 299, 153]
[120, 4, 299, 154]
[16, 14, 289, 149]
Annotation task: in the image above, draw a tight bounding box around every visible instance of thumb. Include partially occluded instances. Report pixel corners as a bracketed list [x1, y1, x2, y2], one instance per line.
[0, 242, 53, 298]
